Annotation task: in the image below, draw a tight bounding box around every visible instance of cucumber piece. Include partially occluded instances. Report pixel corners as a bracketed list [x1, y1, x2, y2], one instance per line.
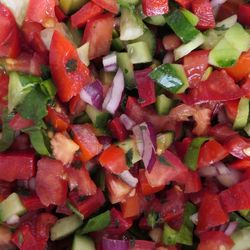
[232, 227, 250, 250]
[130, 29, 156, 57]
[180, 9, 199, 26]
[117, 52, 136, 89]
[0, 193, 26, 222]
[59, 0, 88, 14]
[216, 15, 237, 30]
[244, 122, 250, 136]
[50, 215, 83, 241]
[117, 139, 141, 164]
[119, 0, 140, 6]
[120, 7, 144, 41]
[145, 15, 167, 26]
[112, 38, 126, 52]
[233, 97, 249, 130]
[72, 235, 95, 250]
[155, 94, 173, 115]
[85, 105, 110, 128]
[127, 41, 153, 64]
[67, 20, 82, 47]
[202, 29, 225, 50]
[150, 64, 189, 94]
[174, 33, 204, 61]
[77, 42, 89, 66]
[157, 132, 174, 155]
[201, 66, 213, 81]
[166, 10, 200, 43]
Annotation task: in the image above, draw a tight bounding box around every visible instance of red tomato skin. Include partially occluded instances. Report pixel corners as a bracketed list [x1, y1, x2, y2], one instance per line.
[197, 192, 229, 233]
[197, 231, 234, 250]
[20, 195, 46, 211]
[229, 159, 250, 170]
[108, 117, 128, 141]
[184, 171, 202, 193]
[0, 70, 9, 116]
[0, 151, 36, 182]
[183, 50, 209, 88]
[135, 68, 156, 107]
[191, 0, 215, 30]
[198, 140, 228, 168]
[91, 0, 119, 14]
[208, 124, 238, 143]
[35, 158, 67, 206]
[224, 100, 239, 122]
[67, 166, 97, 196]
[50, 31, 90, 102]
[82, 14, 115, 60]
[54, 5, 67, 22]
[25, 0, 57, 27]
[162, 34, 182, 51]
[175, 137, 192, 160]
[174, 0, 192, 8]
[120, 192, 141, 218]
[130, 240, 156, 250]
[9, 113, 34, 130]
[142, 0, 169, 16]
[0, 3, 20, 58]
[238, 4, 250, 27]
[69, 95, 86, 116]
[71, 1, 103, 28]
[219, 179, 250, 212]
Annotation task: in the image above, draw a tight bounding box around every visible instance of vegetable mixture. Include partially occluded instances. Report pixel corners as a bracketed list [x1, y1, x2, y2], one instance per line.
[0, 0, 250, 249]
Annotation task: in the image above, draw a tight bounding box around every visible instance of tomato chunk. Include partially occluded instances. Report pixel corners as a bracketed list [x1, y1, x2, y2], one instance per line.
[142, 0, 169, 17]
[0, 70, 9, 116]
[238, 4, 250, 27]
[91, 0, 119, 14]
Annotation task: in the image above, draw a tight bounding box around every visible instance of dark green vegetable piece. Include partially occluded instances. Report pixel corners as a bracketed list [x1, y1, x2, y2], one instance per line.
[40, 79, 57, 99]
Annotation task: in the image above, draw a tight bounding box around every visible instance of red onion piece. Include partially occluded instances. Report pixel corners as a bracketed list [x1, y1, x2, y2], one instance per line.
[163, 52, 174, 64]
[199, 166, 218, 177]
[224, 222, 238, 236]
[103, 52, 117, 72]
[102, 238, 129, 250]
[80, 80, 104, 110]
[119, 114, 136, 130]
[119, 170, 138, 188]
[102, 68, 125, 114]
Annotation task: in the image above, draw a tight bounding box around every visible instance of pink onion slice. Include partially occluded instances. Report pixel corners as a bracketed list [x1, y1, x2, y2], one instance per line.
[102, 238, 129, 250]
[119, 170, 138, 188]
[119, 114, 136, 130]
[103, 52, 117, 72]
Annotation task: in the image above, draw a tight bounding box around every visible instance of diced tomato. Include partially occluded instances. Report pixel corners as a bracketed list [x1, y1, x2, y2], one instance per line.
[198, 140, 228, 168]
[0, 181, 13, 202]
[183, 70, 244, 105]
[21, 195, 45, 211]
[50, 31, 90, 102]
[219, 179, 250, 212]
[67, 166, 97, 196]
[71, 2, 103, 28]
[217, 1, 241, 21]
[191, 0, 215, 30]
[99, 145, 128, 174]
[0, 151, 35, 181]
[10, 134, 31, 151]
[238, 4, 250, 27]
[174, 0, 192, 8]
[106, 172, 132, 204]
[91, 0, 119, 14]
[9, 113, 34, 130]
[25, 0, 57, 27]
[82, 14, 114, 60]
[142, 0, 169, 16]
[162, 34, 182, 51]
[197, 231, 234, 250]
[104, 208, 133, 235]
[0, 69, 9, 116]
[184, 171, 202, 193]
[71, 124, 103, 162]
[130, 240, 156, 250]
[197, 192, 228, 233]
[241, 76, 250, 99]
[120, 192, 141, 218]
[208, 124, 238, 143]
[223, 135, 250, 159]
[69, 95, 86, 116]
[54, 5, 67, 22]
[108, 117, 128, 141]
[139, 169, 165, 195]
[224, 100, 239, 122]
[135, 68, 156, 107]
[35, 158, 67, 206]
[175, 137, 192, 160]
[70, 188, 105, 218]
[45, 106, 70, 132]
[229, 159, 250, 170]
[183, 50, 209, 88]
[0, 226, 12, 248]
[145, 150, 188, 187]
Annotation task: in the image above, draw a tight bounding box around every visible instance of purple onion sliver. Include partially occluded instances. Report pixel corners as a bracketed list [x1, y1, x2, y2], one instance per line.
[119, 170, 138, 188]
[145, 122, 157, 150]
[102, 238, 129, 250]
[224, 222, 238, 236]
[104, 64, 117, 72]
[103, 52, 117, 72]
[146, 148, 157, 173]
[119, 114, 136, 130]
[98, 136, 112, 146]
[132, 125, 144, 156]
[199, 166, 217, 177]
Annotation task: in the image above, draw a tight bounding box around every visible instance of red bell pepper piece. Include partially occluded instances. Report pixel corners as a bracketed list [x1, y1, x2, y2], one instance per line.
[0, 181, 13, 201]
[67, 165, 97, 196]
[0, 151, 36, 181]
[238, 4, 250, 27]
[108, 117, 128, 141]
[197, 231, 234, 250]
[135, 68, 156, 107]
[99, 145, 129, 174]
[9, 113, 34, 130]
[142, 0, 169, 17]
[0, 70, 9, 116]
[54, 5, 67, 22]
[198, 140, 228, 168]
[184, 171, 202, 193]
[139, 169, 165, 195]
[82, 13, 114, 60]
[35, 158, 67, 206]
[219, 179, 250, 212]
[120, 192, 141, 218]
[69, 188, 105, 218]
[0, 3, 20, 58]
[45, 106, 70, 132]
[183, 50, 209, 88]
[50, 31, 90, 102]
[71, 1, 103, 28]
[197, 192, 228, 233]
[71, 124, 103, 162]
[21, 195, 46, 211]
[91, 0, 119, 14]
[191, 0, 215, 30]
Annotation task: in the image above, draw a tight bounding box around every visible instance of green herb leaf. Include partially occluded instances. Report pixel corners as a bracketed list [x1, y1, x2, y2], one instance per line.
[40, 64, 51, 80]
[230, 212, 250, 229]
[147, 210, 160, 228]
[66, 201, 84, 219]
[126, 148, 134, 167]
[40, 79, 57, 99]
